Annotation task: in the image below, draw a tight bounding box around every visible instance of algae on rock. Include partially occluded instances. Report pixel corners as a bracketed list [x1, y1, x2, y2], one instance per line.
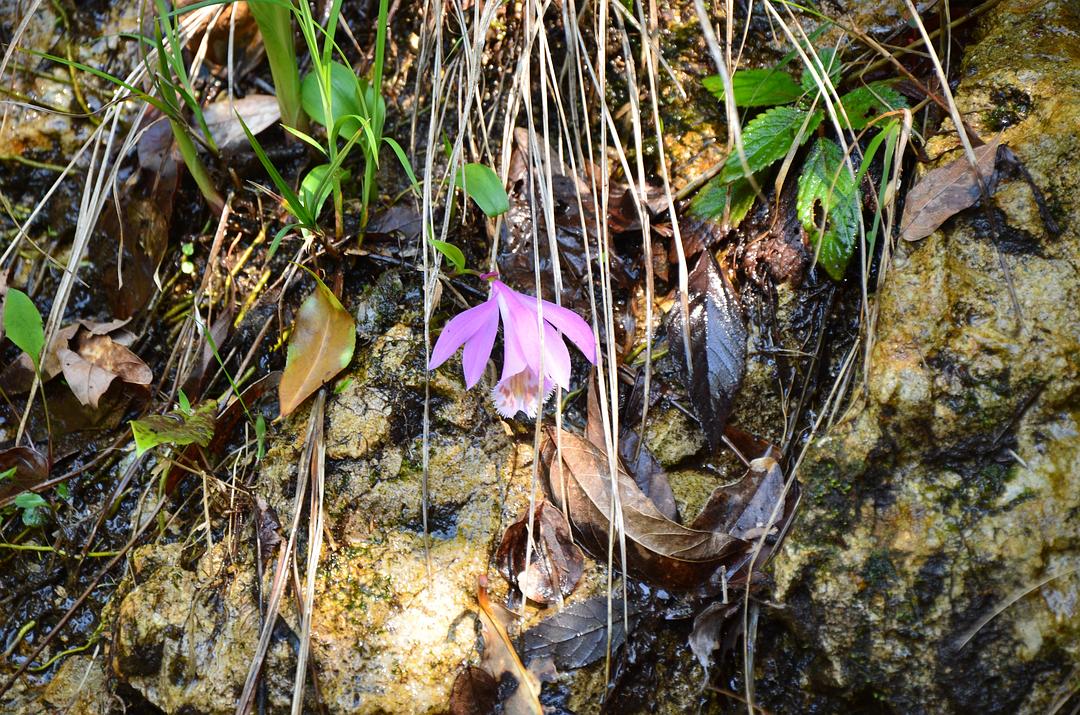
[768, 2, 1080, 711]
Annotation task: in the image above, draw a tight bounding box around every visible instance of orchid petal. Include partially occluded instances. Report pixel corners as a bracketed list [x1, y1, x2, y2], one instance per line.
[539, 299, 597, 363]
[495, 288, 535, 378]
[460, 299, 499, 388]
[428, 298, 498, 370]
[504, 287, 596, 364]
[541, 321, 572, 389]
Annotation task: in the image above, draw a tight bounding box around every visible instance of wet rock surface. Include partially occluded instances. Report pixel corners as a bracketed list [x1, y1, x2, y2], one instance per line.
[767, 2, 1080, 712]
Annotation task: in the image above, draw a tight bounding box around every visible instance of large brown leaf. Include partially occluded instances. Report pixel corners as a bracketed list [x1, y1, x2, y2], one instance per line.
[541, 428, 743, 590]
[900, 135, 1001, 241]
[584, 376, 678, 521]
[279, 275, 355, 417]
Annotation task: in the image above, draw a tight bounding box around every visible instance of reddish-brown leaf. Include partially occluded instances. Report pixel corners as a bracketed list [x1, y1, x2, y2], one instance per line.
[279, 275, 355, 417]
[0, 447, 50, 506]
[900, 135, 1002, 241]
[497, 500, 584, 604]
[448, 667, 498, 715]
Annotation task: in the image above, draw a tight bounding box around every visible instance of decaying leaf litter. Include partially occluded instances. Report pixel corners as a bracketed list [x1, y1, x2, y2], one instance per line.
[0, 0, 1063, 712]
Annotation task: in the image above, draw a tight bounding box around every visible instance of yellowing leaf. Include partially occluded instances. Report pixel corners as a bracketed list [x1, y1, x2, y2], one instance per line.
[476, 577, 543, 715]
[278, 273, 355, 417]
[130, 401, 216, 456]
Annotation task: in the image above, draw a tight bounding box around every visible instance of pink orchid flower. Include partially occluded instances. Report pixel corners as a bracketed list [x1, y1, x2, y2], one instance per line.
[428, 279, 597, 418]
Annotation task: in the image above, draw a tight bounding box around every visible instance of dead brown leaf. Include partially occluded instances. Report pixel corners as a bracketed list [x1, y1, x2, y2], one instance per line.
[0, 447, 50, 507]
[278, 275, 355, 418]
[497, 500, 584, 604]
[476, 576, 543, 715]
[58, 331, 152, 408]
[541, 428, 743, 590]
[448, 667, 498, 715]
[900, 135, 1002, 241]
[203, 94, 281, 150]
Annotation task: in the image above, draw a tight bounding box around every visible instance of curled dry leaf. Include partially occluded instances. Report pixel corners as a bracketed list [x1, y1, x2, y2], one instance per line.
[203, 94, 281, 150]
[688, 600, 740, 671]
[496, 500, 585, 604]
[448, 666, 498, 715]
[522, 595, 632, 671]
[254, 495, 283, 562]
[584, 376, 678, 521]
[665, 250, 746, 452]
[58, 326, 152, 408]
[541, 428, 742, 590]
[279, 274, 356, 418]
[900, 135, 1002, 241]
[475, 576, 544, 715]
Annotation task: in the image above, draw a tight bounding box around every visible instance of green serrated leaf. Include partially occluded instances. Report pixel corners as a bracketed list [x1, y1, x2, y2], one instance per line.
[130, 401, 217, 456]
[456, 163, 509, 217]
[431, 239, 466, 273]
[800, 47, 842, 94]
[797, 138, 861, 280]
[720, 106, 823, 183]
[703, 69, 802, 108]
[3, 289, 44, 369]
[838, 82, 908, 130]
[690, 176, 756, 228]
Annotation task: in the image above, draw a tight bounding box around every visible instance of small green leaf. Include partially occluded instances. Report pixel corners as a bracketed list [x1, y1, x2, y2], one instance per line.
[431, 239, 466, 273]
[255, 414, 266, 461]
[0, 467, 15, 481]
[300, 164, 350, 218]
[720, 106, 823, 183]
[302, 61, 364, 140]
[456, 163, 509, 217]
[797, 138, 861, 280]
[130, 401, 217, 456]
[704, 69, 802, 108]
[3, 289, 44, 369]
[20, 505, 48, 527]
[800, 47, 842, 94]
[177, 389, 191, 414]
[690, 176, 756, 229]
[57, 482, 70, 500]
[838, 82, 908, 130]
[13, 491, 46, 510]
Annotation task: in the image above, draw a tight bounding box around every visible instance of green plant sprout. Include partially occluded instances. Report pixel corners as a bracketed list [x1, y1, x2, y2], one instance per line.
[248, 0, 305, 131]
[696, 46, 907, 279]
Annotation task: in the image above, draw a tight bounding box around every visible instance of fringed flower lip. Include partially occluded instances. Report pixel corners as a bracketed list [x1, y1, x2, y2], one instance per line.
[428, 277, 597, 418]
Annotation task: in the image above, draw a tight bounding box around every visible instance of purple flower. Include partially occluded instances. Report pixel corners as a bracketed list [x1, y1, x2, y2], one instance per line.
[428, 279, 597, 418]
